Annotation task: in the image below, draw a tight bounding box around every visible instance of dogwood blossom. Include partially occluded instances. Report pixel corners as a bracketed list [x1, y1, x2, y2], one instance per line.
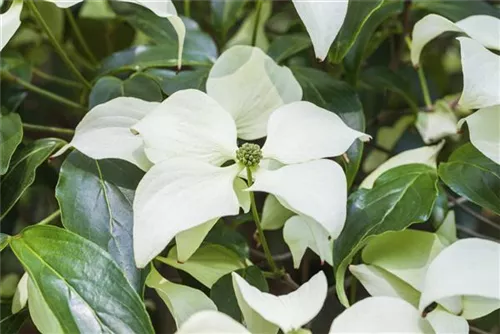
[0, 0, 185, 67]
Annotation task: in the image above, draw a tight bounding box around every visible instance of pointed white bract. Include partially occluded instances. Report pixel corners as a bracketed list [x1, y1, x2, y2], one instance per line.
[360, 142, 444, 189]
[426, 308, 469, 334]
[283, 215, 332, 268]
[458, 106, 500, 164]
[292, 0, 349, 61]
[262, 101, 370, 164]
[416, 101, 458, 144]
[232, 271, 327, 333]
[419, 238, 500, 319]
[458, 37, 500, 109]
[0, 0, 23, 51]
[52, 97, 160, 171]
[132, 90, 238, 166]
[176, 310, 250, 334]
[329, 296, 433, 333]
[118, 0, 185, 68]
[207, 45, 302, 140]
[411, 14, 500, 66]
[248, 159, 347, 239]
[12, 272, 28, 314]
[133, 159, 242, 267]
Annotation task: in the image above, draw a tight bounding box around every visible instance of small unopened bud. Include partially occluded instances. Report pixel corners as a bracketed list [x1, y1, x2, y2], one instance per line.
[236, 143, 262, 167]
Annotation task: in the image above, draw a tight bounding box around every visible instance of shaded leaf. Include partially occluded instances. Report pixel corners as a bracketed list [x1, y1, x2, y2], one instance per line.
[9, 225, 154, 333]
[268, 34, 312, 63]
[146, 68, 210, 95]
[210, 266, 268, 321]
[56, 151, 146, 292]
[329, 0, 384, 63]
[0, 233, 9, 251]
[211, 0, 247, 38]
[334, 164, 439, 306]
[0, 138, 64, 220]
[0, 301, 28, 334]
[439, 143, 500, 215]
[0, 112, 23, 175]
[413, 0, 500, 20]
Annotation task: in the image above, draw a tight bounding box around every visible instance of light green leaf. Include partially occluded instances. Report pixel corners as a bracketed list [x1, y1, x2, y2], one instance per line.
[175, 219, 219, 263]
[146, 266, 216, 327]
[35, 1, 64, 41]
[439, 143, 500, 215]
[0, 112, 22, 175]
[0, 233, 9, 251]
[158, 244, 245, 288]
[334, 164, 439, 306]
[11, 273, 28, 314]
[1, 138, 64, 220]
[416, 100, 458, 144]
[9, 225, 154, 333]
[27, 277, 63, 333]
[436, 210, 457, 245]
[328, 0, 384, 63]
[56, 151, 146, 292]
[261, 194, 294, 230]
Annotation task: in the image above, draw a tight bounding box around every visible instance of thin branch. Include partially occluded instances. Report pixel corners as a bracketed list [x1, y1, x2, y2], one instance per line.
[449, 196, 500, 232]
[470, 325, 492, 334]
[282, 274, 299, 290]
[37, 210, 61, 226]
[33, 68, 85, 89]
[250, 249, 292, 262]
[23, 123, 75, 137]
[65, 8, 98, 65]
[456, 225, 499, 242]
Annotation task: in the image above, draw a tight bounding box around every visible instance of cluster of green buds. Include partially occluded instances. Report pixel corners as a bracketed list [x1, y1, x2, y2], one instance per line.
[236, 143, 263, 167]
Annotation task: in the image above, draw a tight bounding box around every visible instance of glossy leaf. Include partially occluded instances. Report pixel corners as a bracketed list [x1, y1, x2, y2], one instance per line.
[9, 225, 154, 333]
[158, 244, 245, 288]
[56, 151, 146, 292]
[0, 301, 28, 334]
[292, 66, 366, 187]
[1, 138, 64, 220]
[210, 266, 268, 321]
[267, 34, 312, 63]
[334, 164, 439, 306]
[0, 112, 22, 175]
[89, 74, 163, 108]
[328, 0, 384, 63]
[413, 0, 500, 21]
[146, 68, 210, 95]
[439, 144, 500, 215]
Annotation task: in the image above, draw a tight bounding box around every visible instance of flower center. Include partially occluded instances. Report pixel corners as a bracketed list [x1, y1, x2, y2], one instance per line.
[236, 143, 262, 167]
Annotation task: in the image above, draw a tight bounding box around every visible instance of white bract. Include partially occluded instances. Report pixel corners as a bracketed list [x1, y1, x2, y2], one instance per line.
[128, 46, 369, 267]
[175, 310, 250, 334]
[292, 0, 349, 61]
[232, 271, 327, 333]
[0, 0, 185, 67]
[416, 100, 458, 144]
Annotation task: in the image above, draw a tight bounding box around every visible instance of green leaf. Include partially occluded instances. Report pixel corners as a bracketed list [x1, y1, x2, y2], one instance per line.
[211, 0, 247, 38]
[145, 68, 210, 95]
[0, 54, 32, 111]
[89, 73, 163, 108]
[210, 266, 268, 321]
[146, 266, 216, 327]
[360, 66, 419, 112]
[35, 1, 64, 41]
[328, 0, 384, 63]
[0, 301, 28, 334]
[204, 222, 249, 260]
[267, 34, 312, 64]
[333, 164, 439, 306]
[9, 225, 154, 333]
[0, 138, 64, 220]
[439, 144, 500, 215]
[0, 233, 9, 251]
[56, 151, 146, 292]
[158, 244, 246, 288]
[0, 112, 22, 175]
[344, 1, 403, 81]
[291, 66, 366, 187]
[99, 44, 215, 75]
[413, 0, 500, 20]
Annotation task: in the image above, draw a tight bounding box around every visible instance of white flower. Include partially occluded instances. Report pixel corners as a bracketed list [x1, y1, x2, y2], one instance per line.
[0, 0, 185, 67]
[292, 0, 349, 61]
[347, 222, 500, 334]
[232, 271, 327, 333]
[175, 310, 250, 334]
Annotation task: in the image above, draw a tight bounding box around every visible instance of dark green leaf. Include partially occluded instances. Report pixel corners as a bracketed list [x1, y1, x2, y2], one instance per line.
[439, 144, 500, 215]
[292, 66, 366, 187]
[56, 151, 146, 292]
[211, 0, 247, 37]
[0, 301, 28, 334]
[344, 1, 403, 81]
[210, 266, 268, 321]
[413, 0, 500, 20]
[430, 184, 449, 230]
[360, 66, 419, 112]
[9, 225, 154, 333]
[334, 164, 439, 306]
[268, 34, 312, 64]
[0, 138, 64, 220]
[0, 233, 9, 251]
[89, 73, 163, 108]
[0, 54, 31, 111]
[146, 68, 210, 95]
[0, 112, 23, 175]
[329, 0, 384, 63]
[204, 222, 249, 260]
